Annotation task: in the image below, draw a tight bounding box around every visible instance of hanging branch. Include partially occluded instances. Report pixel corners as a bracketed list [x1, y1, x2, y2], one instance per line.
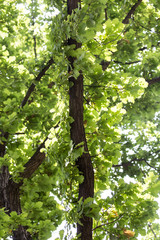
[122, 0, 142, 24]
[20, 58, 54, 108]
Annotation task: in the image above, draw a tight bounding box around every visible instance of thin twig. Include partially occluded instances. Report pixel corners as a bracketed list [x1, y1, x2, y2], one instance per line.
[114, 60, 141, 65]
[83, 96, 99, 112]
[113, 158, 160, 172]
[92, 214, 124, 231]
[148, 222, 158, 239]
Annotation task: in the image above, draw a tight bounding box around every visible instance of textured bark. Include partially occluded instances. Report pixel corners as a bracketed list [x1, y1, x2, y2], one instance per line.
[0, 131, 32, 240]
[20, 137, 47, 180]
[68, 39, 94, 240]
[0, 137, 48, 239]
[0, 56, 54, 239]
[0, 54, 54, 239]
[122, 0, 142, 24]
[67, 0, 80, 15]
[67, 1, 94, 239]
[12, 225, 32, 240]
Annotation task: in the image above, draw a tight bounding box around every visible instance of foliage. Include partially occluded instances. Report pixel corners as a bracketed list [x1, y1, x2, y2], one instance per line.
[0, 0, 160, 239]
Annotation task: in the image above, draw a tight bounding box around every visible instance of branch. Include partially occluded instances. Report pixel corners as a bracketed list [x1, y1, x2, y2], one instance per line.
[114, 60, 140, 65]
[0, 131, 9, 157]
[147, 76, 160, 85]
[33, 35, 37, 59]
[83, 96, 99, 112]
[143, 159, 159, 171]
[92, 214, 124, 231]
[20, 58, 54, 108]
[113, 158, 159, 171]
[104, 5, 107, 21]
[20, 137, 48, 179]
[19, 122, 59, 180]
[139, 42, 160, 51]
[122, 0, 142, 24]
[135, 21, 153, 32]
[148, 222, 158, 239]
[138, 46, 148, 51]
[100, 60, 110, 71]
[100, 59, 140, 71]
[112, 158, 144, 168]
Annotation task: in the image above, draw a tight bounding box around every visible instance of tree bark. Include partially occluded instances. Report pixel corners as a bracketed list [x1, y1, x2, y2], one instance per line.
[122, 0, 142, 24]
[67, 1, 94, 239]
[12, 225, 32, 240]
[0, 53, 54, 240]
[0, 131, 32, 240]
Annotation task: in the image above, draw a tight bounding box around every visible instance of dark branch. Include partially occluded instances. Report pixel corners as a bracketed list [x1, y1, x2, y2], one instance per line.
[0, 131, 9, 157]
[19, 122, 59, 181]
[20, 58, 54, 108]
[113, 158, 159, 171]
[100, 59, 140, 70]
[114, 60, 140, 65]
[20, 137, 48, 180]
[135, 21, 153, 32]
[122, 0, 142, 24]
[147, 76, 160, 85]
[112, 158, 144, 168]
[144, 159, 158, 171]
[104, 5, 107, 21]
[100, 60, 110, 71]
[139, 46, 148, 51]
[139, 42, 160, 51]
[33, 35, 37, 59]
[148, 223, 158, 239]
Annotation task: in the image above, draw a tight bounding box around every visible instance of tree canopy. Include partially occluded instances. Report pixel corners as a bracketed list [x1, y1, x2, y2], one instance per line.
[0, 0, 160, 239]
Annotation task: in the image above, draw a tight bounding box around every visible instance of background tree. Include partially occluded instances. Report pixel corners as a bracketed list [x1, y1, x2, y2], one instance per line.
[0, 0, 160, 239]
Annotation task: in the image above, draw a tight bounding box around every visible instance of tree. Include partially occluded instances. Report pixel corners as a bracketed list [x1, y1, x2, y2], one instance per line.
[0, 0, 160, 239]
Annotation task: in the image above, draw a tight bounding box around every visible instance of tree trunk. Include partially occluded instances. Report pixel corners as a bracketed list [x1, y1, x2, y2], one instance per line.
[0, 131, 32, 240]
[12, 225, 32, 240]
[67, 1, 94, 239]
